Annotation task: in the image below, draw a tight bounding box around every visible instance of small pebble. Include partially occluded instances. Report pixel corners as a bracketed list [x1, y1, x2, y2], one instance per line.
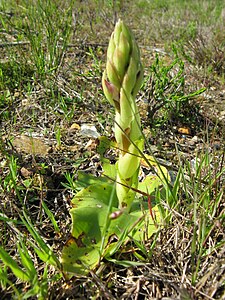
[191, 136, 198, 143]
[80, 124, 100, 138]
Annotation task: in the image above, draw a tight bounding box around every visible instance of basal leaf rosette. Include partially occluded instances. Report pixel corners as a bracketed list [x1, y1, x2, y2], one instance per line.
[102, 20, 144, 211]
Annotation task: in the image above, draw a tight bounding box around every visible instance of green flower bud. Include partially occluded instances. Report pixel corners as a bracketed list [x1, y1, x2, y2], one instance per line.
[104, 19, 142, 95]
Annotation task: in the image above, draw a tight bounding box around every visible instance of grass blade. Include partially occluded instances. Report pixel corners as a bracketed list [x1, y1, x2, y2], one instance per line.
[0, 246, 30, 282]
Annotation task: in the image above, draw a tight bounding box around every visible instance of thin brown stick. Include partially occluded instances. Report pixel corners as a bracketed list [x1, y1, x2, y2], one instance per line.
[0, 41, 30, 48]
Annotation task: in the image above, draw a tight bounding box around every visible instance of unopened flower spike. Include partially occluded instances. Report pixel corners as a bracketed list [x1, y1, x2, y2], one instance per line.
[102, 19, 144, 212]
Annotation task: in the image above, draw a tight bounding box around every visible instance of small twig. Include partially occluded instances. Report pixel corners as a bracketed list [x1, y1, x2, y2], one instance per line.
[65, 42, 108, 48]
[89, 269, 116, 300]
[0, 41, 30, 48]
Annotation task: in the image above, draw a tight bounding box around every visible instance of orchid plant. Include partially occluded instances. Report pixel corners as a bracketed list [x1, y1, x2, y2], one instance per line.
[61, 20, 169, 276]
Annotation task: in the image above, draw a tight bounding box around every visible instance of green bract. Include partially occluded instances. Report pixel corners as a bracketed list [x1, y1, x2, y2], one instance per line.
[102, 19, 144, 211]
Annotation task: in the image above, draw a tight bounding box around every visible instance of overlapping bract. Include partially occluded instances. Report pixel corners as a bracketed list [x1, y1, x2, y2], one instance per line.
[102, 20, 144, 211]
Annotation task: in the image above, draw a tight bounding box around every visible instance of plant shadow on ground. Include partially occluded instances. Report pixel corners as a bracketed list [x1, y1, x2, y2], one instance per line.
[0, 0, 225, 299]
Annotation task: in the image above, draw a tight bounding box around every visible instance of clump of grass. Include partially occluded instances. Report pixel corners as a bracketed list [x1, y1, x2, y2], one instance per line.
[179, 31, 225, 77]
[144, 53, 206, 127]
[0, 60, 34, 91]
[22, 1, 73, 78]
[0, 0, 73, 82]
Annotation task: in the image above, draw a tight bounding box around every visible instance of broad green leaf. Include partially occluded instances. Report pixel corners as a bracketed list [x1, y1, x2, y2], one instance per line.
[71, 182, 118, 208]
[61, 182, 159, 276]
[75, 170, 109, 189]
[138, 174, 162, 195]
[128, 205, 160, 240]
[62, 183, 117, 275]
[141, 154, 170, 184]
